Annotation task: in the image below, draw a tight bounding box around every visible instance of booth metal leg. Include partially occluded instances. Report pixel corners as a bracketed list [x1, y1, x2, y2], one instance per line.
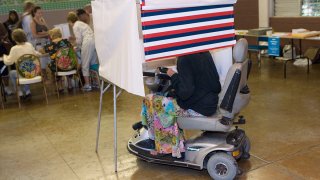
[95, 80, 120, 172]
[95, 80, 111, 153]
[307, 57, 310, 74]
[113, 84, 118, 172]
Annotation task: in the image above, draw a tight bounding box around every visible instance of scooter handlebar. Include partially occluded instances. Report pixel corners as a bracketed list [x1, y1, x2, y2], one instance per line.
[143, 72, 155, 77]
[143, 67, 171, 80]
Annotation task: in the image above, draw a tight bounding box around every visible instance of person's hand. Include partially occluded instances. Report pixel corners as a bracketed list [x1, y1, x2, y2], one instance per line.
[38, 48, 46, 54]
[167, 68, 176, 77]
[69, 36, 76, 42]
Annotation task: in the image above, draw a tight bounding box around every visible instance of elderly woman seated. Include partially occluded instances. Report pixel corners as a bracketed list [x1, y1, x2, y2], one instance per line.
[3, 29, 40, 100]
[44, 28, 76, 93]
[141, 51, 221, 158]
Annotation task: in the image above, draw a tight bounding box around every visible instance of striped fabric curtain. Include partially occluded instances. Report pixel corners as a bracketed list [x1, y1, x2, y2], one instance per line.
[140, 0, 237, 61]
[140, 0, 237, 10]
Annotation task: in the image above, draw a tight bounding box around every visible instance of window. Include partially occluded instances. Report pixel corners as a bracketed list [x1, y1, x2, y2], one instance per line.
[274, 0, 320, 17]
[302, 0, 320, 16]
[274, 0, 301, 17]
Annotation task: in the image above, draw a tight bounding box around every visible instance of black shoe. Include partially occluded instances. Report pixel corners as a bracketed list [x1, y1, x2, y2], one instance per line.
[19, 95, 25, 100]
[132, 122, 143, 130]
[136, 139, 155, 149]
[67, 87, 73, 93]
[55, 89, 64, 93]
[24, 94, 32, 101]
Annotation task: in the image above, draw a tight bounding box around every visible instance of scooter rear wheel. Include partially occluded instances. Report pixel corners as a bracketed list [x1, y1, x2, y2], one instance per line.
[207, 152, 238, 180]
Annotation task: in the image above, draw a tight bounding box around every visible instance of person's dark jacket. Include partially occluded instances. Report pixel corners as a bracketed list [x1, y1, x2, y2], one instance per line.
[171, 51, 221, 116]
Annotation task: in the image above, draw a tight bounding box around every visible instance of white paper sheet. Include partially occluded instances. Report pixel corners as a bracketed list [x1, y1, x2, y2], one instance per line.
[54, 23, 71, 39]
[92, 0, 145, 97]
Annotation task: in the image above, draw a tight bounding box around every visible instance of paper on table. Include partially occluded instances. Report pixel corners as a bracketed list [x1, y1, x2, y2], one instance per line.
[272, 32, 290, 37]
[54, 23, 71, 39]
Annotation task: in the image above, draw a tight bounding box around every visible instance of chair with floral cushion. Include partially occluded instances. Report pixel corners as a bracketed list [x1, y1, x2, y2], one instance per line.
[53, 46, 82, 98]
[16, 54, 48, 108]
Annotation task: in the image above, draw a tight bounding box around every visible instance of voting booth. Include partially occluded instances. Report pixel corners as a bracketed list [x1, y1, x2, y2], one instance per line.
[92, 0, 237, 172]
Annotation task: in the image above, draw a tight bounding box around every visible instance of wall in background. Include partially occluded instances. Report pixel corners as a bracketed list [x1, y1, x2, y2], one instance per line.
[0, 0, 90, 15]
[234, 0, 259, 29]
[0, 9, 73, 29]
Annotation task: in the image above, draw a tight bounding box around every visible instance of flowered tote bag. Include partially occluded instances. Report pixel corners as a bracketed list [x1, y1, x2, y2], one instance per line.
[55, 47, 77, 71]
[17, 54, 41, 79]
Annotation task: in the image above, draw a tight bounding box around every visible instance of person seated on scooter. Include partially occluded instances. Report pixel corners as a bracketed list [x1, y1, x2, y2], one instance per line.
[141, 51, 221, 158]
[166, 51, 221, 117]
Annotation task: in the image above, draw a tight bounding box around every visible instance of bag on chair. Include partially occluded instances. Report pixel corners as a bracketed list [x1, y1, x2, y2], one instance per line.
[282, 44, 296, 59]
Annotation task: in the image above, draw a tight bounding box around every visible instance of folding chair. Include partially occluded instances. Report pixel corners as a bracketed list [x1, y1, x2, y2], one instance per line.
[248, 36, 269, 68]
[53, 46, 83, 98]
[16, 54, 48, 108]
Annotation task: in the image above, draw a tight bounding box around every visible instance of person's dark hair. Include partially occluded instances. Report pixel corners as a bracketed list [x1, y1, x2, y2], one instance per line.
[31, 6, 41, 17]
[11, 28, 27, 43]
[76, 9, 87, 17]
[7, 10, 19, 24]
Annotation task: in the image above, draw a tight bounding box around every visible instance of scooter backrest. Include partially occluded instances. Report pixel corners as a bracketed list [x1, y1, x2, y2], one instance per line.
[219, 38, 251, 119]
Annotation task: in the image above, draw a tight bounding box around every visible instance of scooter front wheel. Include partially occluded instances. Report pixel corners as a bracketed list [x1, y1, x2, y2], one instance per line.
[207, 152, 238, 180]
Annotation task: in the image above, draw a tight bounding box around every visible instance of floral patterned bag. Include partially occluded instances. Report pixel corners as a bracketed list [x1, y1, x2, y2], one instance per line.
[17, 54, 41, 79]
[55, 47, 77, 71]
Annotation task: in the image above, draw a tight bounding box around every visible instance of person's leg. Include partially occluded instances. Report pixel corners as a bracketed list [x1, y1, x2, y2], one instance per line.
[81, 42, 92, 91]
[67, 75, 72, 89]
[24, 84, 31, 96]
[9, 70, 23, 97]
[0, 62, 13, 95]
[40, 56, 50, 83]
[210, 47, 233, 87]
[89, 43, 99, 66]
[141, 94, 155, 140]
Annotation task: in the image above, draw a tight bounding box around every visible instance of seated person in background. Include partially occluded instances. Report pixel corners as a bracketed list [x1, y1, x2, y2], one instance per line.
[141, 51, 221, 158]
[3, 29, 40, 99]
[0, 22, 13, 95]
[44, 28, 75, 92]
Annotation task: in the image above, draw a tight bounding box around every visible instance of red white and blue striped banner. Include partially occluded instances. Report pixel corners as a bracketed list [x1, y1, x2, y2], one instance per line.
[140, 0, 237, 10]
[141, 3, 236, 61]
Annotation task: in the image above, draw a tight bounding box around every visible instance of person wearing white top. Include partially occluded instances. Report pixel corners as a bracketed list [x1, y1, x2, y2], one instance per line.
[21, 1, 35, 43]
[3, 29, 40, 99]
[67, 12, 98, 91]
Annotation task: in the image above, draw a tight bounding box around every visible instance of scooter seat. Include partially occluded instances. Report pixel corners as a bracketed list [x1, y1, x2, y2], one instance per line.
[177, 112, 232, 132]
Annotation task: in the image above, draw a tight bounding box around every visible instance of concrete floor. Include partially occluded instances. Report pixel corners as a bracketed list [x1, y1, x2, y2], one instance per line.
[0, 58, 320, 180]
